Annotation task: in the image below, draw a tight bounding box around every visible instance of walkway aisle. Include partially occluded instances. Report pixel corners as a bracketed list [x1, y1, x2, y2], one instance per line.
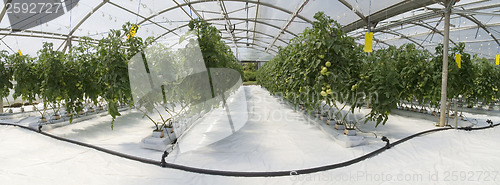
[1, 86, 499, 185]
[167, 85, 373, 171]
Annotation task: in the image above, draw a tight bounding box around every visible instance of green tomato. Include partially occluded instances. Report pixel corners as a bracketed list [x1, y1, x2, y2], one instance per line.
[351, 84, 358, 91]
[320, 91, 327, 97]
[325, 61, 331, 67]
[321, 67, 328, 74]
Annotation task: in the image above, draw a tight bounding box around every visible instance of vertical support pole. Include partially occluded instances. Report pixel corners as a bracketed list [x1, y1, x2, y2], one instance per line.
[439, 0, 452, 127]
[454, 98, 458, 129]
[0, 97, 3, 113]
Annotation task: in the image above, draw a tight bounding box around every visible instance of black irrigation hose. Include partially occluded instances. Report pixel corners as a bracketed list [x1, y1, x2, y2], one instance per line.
[390, 127, 452, 147]
[1, 121, 500, 177]
[456, 121, 500, 131]
[0, 122, 160, 166]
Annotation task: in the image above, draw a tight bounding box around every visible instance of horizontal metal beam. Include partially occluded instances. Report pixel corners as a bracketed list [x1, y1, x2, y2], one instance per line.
[153, 17, 299, 42]
[0, 32, 66, 40]
[0, 28, 71, 38]
[138, 0, 313, 26]
[372, 11, 440, 33]
[453, 9, 500, 17]
[108, 1, 178, 36]
[266, 0, 309, 53]
[379, 30, 427, 49]
[0, 32, 94, 43]
[457, 12, 500, 46]
[410, 22, 457, 46]
[372, 3, 500, 47]
[338, 0, 367, 24]
[344, 0, 439, 33]
[239, 47, 276, 57]
[222, 37, 282, 51]
[223, 36, 283, 51]
[442, 38, 499, 44]
[59, 0, 108, 52]
[220, 28, 289, 44]
[227, 5, 256, 15]
[459, 3, 500, 11]
[232, 41, 278, 53]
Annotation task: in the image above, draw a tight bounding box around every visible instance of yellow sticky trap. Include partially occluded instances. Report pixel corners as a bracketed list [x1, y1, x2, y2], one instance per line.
[127, 25, 138, 40]
[496, 54, 499, 65]
[364, 32, 373, 53]
[18, 49, 22, 56]
[455, 54, 461, 68]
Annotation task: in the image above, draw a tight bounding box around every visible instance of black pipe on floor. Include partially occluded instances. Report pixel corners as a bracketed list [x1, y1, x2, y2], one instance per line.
[1, 121, 499, 177]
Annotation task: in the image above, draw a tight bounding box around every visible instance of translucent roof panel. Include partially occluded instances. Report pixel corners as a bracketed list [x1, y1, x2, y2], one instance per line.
[0, 36, 64, 56]
[365, 0, 500, 59]
[345, 0, 404, 16]
[2, 0, 500, 60]
[300, 0, 358, 26]
[74, 3, 143, 39]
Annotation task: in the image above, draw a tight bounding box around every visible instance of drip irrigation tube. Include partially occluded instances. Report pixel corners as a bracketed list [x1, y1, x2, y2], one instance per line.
[1, 121, 499, 177]
[0, 123, 160, 166]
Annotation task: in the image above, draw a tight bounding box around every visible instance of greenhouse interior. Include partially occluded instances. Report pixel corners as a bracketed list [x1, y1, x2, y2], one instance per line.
[2, 0, 500, 184]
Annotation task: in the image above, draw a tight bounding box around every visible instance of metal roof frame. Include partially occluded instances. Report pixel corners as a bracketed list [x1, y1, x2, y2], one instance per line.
[1, 0, 500, 60]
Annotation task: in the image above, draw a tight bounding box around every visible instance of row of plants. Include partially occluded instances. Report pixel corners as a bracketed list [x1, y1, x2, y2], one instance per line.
[360, 41, 500, 115]
[1, 20, 243, 131]
[359, 43, 479, 117]
[0, 23, 148, 126]
[257, 11, 500, 131]
[188, 18, 242, 74]
[130, 18, 244, 138]
[0, 51, 13, 103]
[243, 63, 257, 82]
[257, 12, 367, 131]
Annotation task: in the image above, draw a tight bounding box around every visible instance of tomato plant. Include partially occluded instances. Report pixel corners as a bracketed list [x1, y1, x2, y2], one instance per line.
[95, 23, 152, 127]
[0, 51, 13, 100]
[188, 18, 242, 75]
[358, 46, 404, 126]
[472, 56, 499, 106]
[37, 42, 66, 116]
[258, 12, 364, 124]
[257, 11, 500, 127]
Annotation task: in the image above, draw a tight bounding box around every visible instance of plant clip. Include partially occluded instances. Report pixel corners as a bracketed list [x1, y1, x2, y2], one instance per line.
[486, 119, 493, 127]
[381, 136, 390, 149]
[464, 126, 473, 131]
[160, 151, 169, 167]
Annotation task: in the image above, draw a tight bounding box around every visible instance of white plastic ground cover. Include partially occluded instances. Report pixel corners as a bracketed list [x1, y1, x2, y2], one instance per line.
[173, 85, 248, 153]
[0, 85, 499, 184]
